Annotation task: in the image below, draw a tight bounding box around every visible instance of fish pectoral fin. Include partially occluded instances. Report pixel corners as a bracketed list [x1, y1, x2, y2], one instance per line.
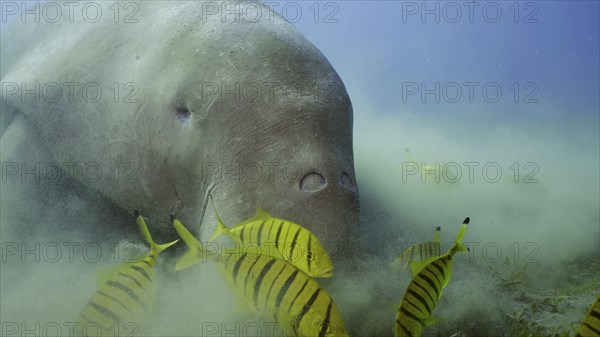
[234, 208, 273, 228]
[423, 316, 441, 327]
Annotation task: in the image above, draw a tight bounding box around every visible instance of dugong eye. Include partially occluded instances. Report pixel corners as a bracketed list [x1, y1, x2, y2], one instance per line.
[300, 172, 326, 192]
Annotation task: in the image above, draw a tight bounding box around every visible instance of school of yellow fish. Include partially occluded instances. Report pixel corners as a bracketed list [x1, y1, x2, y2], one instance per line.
[75, 211, 178, 336]
[394, 219, 469, 337]
[73, 206, 599, 337]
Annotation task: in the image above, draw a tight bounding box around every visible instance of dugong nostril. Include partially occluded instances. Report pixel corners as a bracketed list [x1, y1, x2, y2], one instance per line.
[173, 104, 191, 123]
[300, 172, 326, 193]
[340, 172, 357, 193]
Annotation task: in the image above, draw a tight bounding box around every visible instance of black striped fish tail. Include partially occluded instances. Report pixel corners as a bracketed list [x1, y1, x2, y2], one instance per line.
[448, 217, 469, 257]
[171, 216, 204, 270]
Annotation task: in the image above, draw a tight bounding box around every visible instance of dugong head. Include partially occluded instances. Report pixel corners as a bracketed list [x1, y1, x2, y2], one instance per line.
[0, 1, 358, 263]
[151, 4, 359, 262]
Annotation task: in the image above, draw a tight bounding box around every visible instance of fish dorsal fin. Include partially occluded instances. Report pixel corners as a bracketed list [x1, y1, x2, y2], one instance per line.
[389, 244, 416, 272]
[255, 208, 273, 219]
[409, 256, 439, 278]
[232, 208, 273, 228]
[239, 208, 273, 224]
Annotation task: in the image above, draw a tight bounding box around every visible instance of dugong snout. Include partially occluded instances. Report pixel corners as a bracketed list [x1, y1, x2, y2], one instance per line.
[1, 1, 361, 264]
[297, 168, 360, 261]
[300, 171, 358, 195]
[198, 156, 360, 264]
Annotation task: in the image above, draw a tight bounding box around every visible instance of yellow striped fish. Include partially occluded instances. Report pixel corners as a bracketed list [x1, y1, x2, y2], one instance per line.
[76, 211, 178, 335]
[173, 217, 348, 337]
[576, 291, 600, 337]
[208, 206, 333, 278]
[394, 217, 470, 337]
[390, 226, 442, 273]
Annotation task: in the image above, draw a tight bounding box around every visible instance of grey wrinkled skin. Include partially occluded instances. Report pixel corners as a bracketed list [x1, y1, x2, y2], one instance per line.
[1, 1, 359, 260]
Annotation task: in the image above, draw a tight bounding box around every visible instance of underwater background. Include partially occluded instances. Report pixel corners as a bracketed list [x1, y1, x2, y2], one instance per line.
[293, 1, 599, 336]
[1, 1, 599, 337]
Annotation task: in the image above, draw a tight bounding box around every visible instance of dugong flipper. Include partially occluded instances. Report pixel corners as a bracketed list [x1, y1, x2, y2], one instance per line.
[1, 1, 359, 259]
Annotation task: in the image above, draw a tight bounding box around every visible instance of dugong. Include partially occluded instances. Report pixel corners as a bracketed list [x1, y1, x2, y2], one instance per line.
[1, 1, 359, 259]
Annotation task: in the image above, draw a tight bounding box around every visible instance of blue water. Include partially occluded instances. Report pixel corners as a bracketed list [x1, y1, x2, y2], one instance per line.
[292, 2, 600, 335]
[292, 1, 599, 119]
